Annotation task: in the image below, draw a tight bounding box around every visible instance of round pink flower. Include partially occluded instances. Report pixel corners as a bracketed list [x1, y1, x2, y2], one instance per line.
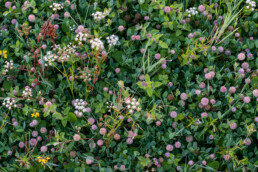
[205, 73, 212, 79]
[253, 89, 258, 97]
[199, 82, 206, 88]
[220, 86, 227, 93]
[40, 127, 47, 134]
[118, 25, 124, 31]
[243, 96, 250, 103]
[155, 53, 161, 59]
[188, 160, 194, 166]
[180, 93, 188, 100]
[170, 111, 177, 118]
[202, 160, 207, 165]
[223, 155, 230, 161]
[198, 5, 205, 12]
[164, 6, 171, 13]
[19, 142, 25, 148]
[156, 121, 161, 126]
[73, 134, 81, 141]
[11, 19, 17, 25]
[78, 25, 84, 32]
[40, 146, 48, 153]
[64, 12, 70, 18]
[186, 135, 193, 142]
[166, 144, 173, 151]
[46, 101, 52, 107]
[201, 97, 209, 106]
[242, 62, 249, 69]
[99, 128, 107, 135]
[28, 14, 36, 22]
[229, 87, 236, 93]
[97, 139, 104, 146]
[230, 122, 237, 130]
[195, 89, 201, 95]
[174, 141, 181, 148]
[126, 138, 133, 144]
[201, 112, 208, 118]
[135, 35, 141, 40]
[88, 117, 95, 124]
[210, 99, 216, 104]
[5, 1, 12, 8]
[237, 53, 245, 61]
[244, 138, 251, 146]
[210, 154, 215, 159]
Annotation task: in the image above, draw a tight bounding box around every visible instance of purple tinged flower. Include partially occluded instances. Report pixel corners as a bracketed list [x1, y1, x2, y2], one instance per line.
[30, 138, 37, 146]
[32, 120, 38, 126]
[209, 135, 214, 140]
[247, 53, 253, 58]
[32, 131, 38, 137]
[92, 125, 97, 130]
[11, 19, 17, 25]
[40, 127, 47, 134]
[120, 165, 125, 171]
[144, 16, 149, 20]
[254, 117, 258, 123]
[218, 46, 224, 52]
[211, 46, 216, 51]
[235, 33, 240, 37]
[223, 155, 230, 161]
[244, 138, 251, 146]
[170, 111, 177, 118]
[155, 53, 161, 59]
[64, 12, 70, 18]
[195, 89, 201, 95]
[176, 166, 181, 171]
[231, 107, 237, 112]
[199, 37, 205, 42]
[73, 134, 81, 141]
[145, 153, 150, 158]
[100, 128, 107, 135]
[7, 150, 12, 155]
[188, 33, 194, 39]
[142, 81, 148, 87]
[210, 99, 216, 104]
[126, 138, 133, 144]
[165, 152, 170, 158]
[170, 50, 175, 54]
[40, 146, 48, 153]
[54, 24, 59, 29]
[225, 50, 231, 55]
[161, 64, 167, 69]
[241, 62, 249, 69]
[13, 122, 18, 126]
[168, 82, 173, 87]
[88, 117, 95, 124]
[19, 142, 25, 148]
[230, 122, 237, 130]
[46, 101, 52, 107]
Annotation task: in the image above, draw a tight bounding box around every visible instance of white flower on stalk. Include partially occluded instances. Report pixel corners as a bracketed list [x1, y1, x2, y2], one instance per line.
[43, 51, 58, 66]
[106, 35, 119, 46]
[92, 11, 109, 20]
[186, 7, 198, 17]
[89, 38, 104, 50]
[50, 3, 64, 11]
[22, 86, 32, 97]
[246, 0, 256, 11]
[2, 97, 17, 110]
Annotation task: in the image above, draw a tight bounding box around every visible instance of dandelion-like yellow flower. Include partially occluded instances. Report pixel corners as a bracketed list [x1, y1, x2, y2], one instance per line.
[0, 50, 7, 58]
[31, 112, 39, 118]
[37, 156, 50, 165]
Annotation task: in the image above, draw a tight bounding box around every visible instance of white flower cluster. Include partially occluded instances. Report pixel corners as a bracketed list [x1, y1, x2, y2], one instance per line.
[186, 7, 198, 17]
[43, 51, 58, 66]
[246, 0, 256, 11]
[106, 35, 119, 46]
[70, 25, 76, 31]
[50, 3, 64, 11]
[75, 32, 90, 45]
[92, 11, 108, 20]
[3, 60, 13, 74]
[2, 97, 17, 110]
[90, 38, 104, 50]
[124, 97, 141, 114]
[22, 86, 32, 97]
[54, 43, 77, 61]
[72, 99, 90, 118]
[106, 102, 115, 112]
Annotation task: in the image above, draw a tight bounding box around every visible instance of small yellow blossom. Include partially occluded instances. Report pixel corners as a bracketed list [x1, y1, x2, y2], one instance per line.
[37, 156, 50, 165]
[31, 112, 39, 118]
[0, 50, 7, 58]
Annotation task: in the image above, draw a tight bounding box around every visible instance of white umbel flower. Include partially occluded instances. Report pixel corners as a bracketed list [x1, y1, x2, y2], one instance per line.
[106, 35, 119, 46]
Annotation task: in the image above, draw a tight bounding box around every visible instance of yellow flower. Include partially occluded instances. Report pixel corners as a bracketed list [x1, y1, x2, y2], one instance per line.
[0, 50, 7, 58]
[37, 156, 50, 165]
[31, 112, 39, 118]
